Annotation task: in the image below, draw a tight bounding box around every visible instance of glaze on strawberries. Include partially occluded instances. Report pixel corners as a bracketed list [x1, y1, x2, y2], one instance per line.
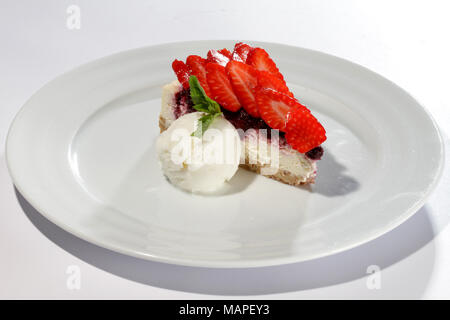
[171, 42, 326, 154]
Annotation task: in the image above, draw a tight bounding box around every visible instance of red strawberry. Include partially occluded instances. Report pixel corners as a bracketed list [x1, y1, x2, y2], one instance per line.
[226, 60, 260, 117]
[285, 107, 326, 153]
[186, 55, 211, 96]
[218, 48, 231, 58]
[232, 42, 253, 63]
[172, 59, 191, 89]
[207, 49, 230, 66]
[206, 63, 241, 112]
[231, 53, 243, 62]
[256, 89, 306, 131]
[247, 48, 284, 81]
[257, 71, 293, 97]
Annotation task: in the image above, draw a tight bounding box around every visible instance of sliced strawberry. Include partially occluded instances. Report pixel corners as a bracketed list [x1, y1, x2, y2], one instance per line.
[256, 89, 306, 131]
[172, 59, 191, 89]
[285, 107, 326, 153]
[257, 71, 293, 97]
[186, 55, 211, 96]
[206, 63, 241, 112]
[247, 48, 284, 81]
[218, 48, 231, 58]
[226, 60, 260, 117]
[231, 53, 243, 62]
[207, 49, 230, 66]
[232, 42, 253, 63]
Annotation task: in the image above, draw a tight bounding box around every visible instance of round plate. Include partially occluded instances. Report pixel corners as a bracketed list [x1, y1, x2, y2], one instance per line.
[6, 41, 444, 268]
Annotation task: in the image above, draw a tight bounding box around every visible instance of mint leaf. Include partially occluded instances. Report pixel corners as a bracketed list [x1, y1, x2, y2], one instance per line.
[188, 75, 223, 137]
[207, 100, 221, 114]
[189, 76, 209, 105]
[191, 113, 222, 138]
[192, 104, 210, 113]
[190, 76, 221, 112]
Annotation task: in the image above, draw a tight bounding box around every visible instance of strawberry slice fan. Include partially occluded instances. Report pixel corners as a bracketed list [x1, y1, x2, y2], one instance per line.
[171, 42, 327, 154]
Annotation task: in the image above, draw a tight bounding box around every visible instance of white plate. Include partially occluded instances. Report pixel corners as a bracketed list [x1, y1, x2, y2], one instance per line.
[6, 41, 444, 268]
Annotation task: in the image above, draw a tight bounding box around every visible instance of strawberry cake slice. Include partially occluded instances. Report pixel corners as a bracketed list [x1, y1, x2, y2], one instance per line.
[159, 42, 326, 185]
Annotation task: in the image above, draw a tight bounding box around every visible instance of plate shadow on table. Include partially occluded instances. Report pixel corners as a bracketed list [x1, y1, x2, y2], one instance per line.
[15, 187, 443, 297]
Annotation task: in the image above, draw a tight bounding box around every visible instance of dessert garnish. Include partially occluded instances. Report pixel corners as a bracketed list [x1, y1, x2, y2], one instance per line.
[188, 76, 223, 137]
[158, 42, 327, 191]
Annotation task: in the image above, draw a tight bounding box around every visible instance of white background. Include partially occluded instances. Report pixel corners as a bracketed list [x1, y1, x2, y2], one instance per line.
[1, 0, 449, 299]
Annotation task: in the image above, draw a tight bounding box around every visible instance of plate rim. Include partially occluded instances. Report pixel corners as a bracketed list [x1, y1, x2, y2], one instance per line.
[5, 40, 446, 268]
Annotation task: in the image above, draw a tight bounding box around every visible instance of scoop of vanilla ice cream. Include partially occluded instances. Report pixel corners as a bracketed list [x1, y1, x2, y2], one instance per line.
[156, 112, 241, 194]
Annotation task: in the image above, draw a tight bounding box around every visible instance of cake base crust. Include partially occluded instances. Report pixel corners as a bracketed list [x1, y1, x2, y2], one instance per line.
[240, 163, 315, 186]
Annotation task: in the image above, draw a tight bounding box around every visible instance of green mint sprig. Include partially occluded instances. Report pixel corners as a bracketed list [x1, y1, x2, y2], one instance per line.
[189, 75, 223, 137]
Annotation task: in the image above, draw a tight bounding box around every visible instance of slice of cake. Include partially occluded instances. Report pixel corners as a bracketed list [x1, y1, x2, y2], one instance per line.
[159, 42, 326, 186]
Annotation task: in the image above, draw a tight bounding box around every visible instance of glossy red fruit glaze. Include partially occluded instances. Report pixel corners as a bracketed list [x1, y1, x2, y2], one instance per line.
[232, 42, 254, 63]
[206, 49, 230, 66]
[206, 63, 241, 112]
[226, 60, 260, 117]
[285, 107, 326, 153]
[186, 55, 211, 96]
[171, 43, 326, 155]
[257, 70, 293, 97]
[256, 88, 306, 131]
[218, 48, 232, 58]
[247, 48, 285, 81]
[172, 59, 191, 89]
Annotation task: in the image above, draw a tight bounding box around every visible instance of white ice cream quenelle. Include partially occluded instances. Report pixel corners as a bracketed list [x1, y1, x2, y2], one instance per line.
[156, 112, 241, 194]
